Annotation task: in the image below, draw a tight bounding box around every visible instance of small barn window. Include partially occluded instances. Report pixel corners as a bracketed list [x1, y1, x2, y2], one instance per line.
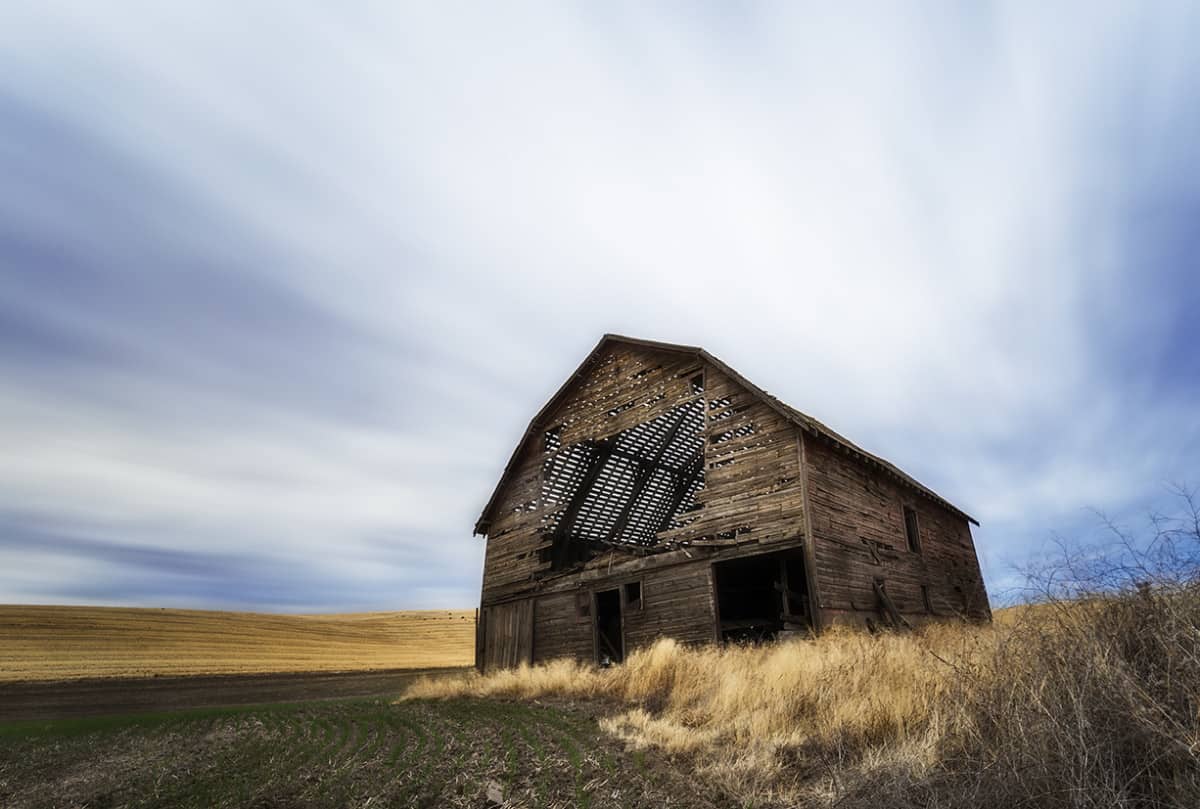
[690, 373, 705, 394]
[624, 581, 643, 611]
[903, 506, 921, 553]
[921, 584, 933, 613]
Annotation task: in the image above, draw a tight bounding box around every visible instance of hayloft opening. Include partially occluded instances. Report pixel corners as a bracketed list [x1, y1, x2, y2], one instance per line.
[713, 549, 810, 642]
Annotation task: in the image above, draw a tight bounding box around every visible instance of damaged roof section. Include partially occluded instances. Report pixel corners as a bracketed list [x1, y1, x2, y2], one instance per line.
[476, 334, 978, 538]
[539, 395, 706, 559]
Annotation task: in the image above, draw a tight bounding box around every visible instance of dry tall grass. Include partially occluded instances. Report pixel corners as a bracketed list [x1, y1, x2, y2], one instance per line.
[405, 593, 1200, 807]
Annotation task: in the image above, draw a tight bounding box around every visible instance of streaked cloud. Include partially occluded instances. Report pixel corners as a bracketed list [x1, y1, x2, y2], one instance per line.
[1, 2, 1198, 609]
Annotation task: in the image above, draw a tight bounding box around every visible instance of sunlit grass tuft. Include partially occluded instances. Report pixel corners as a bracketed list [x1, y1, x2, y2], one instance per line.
[405, 594, 1200, 807]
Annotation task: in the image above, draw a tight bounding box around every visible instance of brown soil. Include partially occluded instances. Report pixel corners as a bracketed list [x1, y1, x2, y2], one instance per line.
[0, 667, 471, 722]
[0, 697, 723, 809]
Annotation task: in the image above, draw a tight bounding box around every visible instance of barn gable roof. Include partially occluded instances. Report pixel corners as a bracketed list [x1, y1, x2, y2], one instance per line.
[475, 334, 978, 535]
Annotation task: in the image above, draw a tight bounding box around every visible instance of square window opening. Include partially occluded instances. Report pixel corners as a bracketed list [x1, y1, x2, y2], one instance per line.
[624, 581, 643, 611]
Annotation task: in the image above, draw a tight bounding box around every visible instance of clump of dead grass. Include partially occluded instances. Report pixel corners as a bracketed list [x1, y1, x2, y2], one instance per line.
[408, 491, 1200, 806]
[404, 594, 1200, 807]
[404, 621, 991, 802]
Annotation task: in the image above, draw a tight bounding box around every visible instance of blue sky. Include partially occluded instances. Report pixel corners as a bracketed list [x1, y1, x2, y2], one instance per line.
[1, 3, 1198, 611]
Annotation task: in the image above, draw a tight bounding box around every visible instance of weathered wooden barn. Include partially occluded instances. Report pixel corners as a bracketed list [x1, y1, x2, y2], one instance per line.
[474, 335, 990, 670]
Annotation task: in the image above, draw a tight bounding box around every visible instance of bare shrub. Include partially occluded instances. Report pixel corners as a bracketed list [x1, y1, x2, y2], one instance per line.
[849, 485, 1200, 809]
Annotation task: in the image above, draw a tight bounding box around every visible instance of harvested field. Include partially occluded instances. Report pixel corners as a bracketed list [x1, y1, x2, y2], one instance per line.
[0, 606, 475, 681]
[0, 697, 716, 809]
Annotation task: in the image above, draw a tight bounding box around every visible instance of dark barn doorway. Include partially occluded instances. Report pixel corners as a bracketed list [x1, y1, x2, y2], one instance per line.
[713, 549, 810, 642]
[594, 588, 624, 665]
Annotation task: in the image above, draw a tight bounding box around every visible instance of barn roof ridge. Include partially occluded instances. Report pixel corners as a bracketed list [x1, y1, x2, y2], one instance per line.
[474, 333, 978, 535]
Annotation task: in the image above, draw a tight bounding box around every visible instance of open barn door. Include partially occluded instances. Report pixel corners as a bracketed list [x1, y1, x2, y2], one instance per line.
[481, 599, 534, 671]
[713, 549, 810, 642]
[593, 588, 624, 665]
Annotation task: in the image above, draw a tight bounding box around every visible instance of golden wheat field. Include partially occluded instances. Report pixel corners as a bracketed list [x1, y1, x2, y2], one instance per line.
[0, 605, 476, 681]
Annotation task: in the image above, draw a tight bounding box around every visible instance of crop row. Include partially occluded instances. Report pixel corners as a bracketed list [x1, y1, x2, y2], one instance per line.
[0, 697, 683, 809]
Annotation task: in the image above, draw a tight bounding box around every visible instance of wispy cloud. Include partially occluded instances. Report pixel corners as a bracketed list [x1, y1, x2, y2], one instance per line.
[1, 2, 1198, 609]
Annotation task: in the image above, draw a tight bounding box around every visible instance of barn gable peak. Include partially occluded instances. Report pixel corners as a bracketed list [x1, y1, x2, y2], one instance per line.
[475, 334, 977, 537]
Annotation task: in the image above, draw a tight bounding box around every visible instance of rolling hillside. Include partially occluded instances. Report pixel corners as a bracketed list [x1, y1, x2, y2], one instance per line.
[0, 606, 475, 681]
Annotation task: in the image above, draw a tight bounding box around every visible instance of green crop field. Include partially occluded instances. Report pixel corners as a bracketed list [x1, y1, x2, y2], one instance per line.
[0, 697, 715, 809]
